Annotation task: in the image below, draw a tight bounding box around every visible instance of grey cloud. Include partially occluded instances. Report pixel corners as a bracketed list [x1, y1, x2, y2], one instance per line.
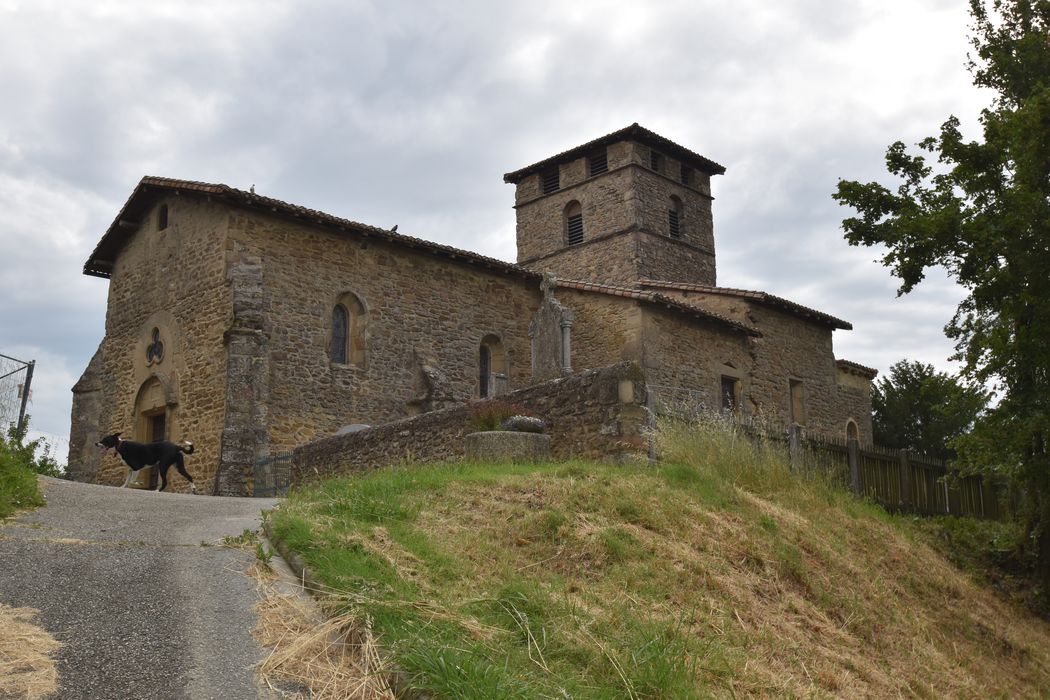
[0, 0, 985, 445]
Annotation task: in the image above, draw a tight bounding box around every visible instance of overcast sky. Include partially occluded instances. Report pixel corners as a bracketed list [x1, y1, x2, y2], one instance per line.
[0, 0, 991, 455]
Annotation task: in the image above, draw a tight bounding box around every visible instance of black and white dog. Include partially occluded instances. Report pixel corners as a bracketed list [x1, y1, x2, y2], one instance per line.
[96, 432, 197, 493]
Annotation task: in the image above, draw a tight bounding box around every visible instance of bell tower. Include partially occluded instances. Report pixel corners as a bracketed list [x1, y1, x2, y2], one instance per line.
[504, 123, 725, 287]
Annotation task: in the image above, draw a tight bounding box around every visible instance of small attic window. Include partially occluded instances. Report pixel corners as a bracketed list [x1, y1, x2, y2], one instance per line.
[650, 150, 663, 173]
[680, 165, 693, 186]
[588, 149, 608, 177]
[541, 169, 560, 195]
[157, 204, 169, 231]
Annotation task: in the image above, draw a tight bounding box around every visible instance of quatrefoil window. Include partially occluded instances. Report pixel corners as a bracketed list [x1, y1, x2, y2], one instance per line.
[146, 328, 165, 365]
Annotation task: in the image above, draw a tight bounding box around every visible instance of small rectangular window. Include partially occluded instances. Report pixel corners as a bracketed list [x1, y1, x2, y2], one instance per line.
[668, 209, 680, 238]
[542, 169, 560, 194]
[721, 376, 739, 414]
[650, 151, 663, 173]
[158, 204, 169, 231]
[567, 214, 584, 245]
[680, 166, 692, 185]
[588, 150, 608, 176]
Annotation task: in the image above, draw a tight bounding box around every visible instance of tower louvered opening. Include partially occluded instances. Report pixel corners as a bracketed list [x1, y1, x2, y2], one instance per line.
[567, 213, 584, 245]
[588, 150, 608, 176]
[542, 169, 560, 194]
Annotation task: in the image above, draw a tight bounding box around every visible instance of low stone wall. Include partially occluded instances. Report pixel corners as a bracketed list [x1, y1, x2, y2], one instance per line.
[290, 362, 650, 486]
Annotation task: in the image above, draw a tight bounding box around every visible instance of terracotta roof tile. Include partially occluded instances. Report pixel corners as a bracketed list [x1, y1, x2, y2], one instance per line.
[555, 279, 760, 337]
[84, 176, 540, 280]
[637, 279, 852, 330]
[503, 123, 726, 184]
[836, 359, 879, 379]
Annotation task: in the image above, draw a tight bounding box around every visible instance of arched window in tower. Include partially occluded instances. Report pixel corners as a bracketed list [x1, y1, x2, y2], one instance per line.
[479, 334, 507, 398]
[846, 419, 860, 442]
[565, 201, 584, 245]
[331, 304, 349, 364]
[668, 196, 683, 238]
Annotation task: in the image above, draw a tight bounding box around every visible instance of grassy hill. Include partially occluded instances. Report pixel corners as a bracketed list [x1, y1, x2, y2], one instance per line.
[266, 418, 1050, 698]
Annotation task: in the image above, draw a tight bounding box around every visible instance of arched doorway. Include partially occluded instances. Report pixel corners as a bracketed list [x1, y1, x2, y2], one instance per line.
[479, 334, 507, 398]
[129, 376, 174, 488]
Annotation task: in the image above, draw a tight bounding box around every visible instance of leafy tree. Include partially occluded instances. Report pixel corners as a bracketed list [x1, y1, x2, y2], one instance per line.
[872, 360, 988, 460]
[834, 0, 1050, 591]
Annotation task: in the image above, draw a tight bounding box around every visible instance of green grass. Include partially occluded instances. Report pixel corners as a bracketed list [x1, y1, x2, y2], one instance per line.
[267, 415, 1050, 698]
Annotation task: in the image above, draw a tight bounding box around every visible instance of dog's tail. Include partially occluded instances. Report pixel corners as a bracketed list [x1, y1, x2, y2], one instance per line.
[180, 441, 195, 455]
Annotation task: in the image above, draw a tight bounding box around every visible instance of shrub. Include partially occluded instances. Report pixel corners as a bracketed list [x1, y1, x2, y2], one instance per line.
[0, 425, 46, 519]
[468, 399, 536, 432]
[3, 419, 63, 478]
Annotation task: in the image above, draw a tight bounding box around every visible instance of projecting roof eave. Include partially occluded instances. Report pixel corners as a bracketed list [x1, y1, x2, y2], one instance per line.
[554, 279, 760, 337]
[503, 123, 726, 184]
[637, 280, 853, 331]
[836, 359, 879, 380]
[83, 176, 541, 282]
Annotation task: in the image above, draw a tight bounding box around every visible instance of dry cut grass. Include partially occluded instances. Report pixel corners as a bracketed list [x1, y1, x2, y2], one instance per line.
[0, 604, 62, 700]
[265, 416, 1050, 698]
[251, 563, 395, 699]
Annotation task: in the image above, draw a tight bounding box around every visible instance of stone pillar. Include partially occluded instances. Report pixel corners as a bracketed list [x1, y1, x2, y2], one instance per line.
[216, 242, 269, 496]
[530, 273, 575, 382]
[560, 316, 573, 375]
[67, 343, 105, 483]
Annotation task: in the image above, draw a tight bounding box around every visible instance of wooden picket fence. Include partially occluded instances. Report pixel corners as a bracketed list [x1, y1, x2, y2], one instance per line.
[794, 430, 1005, 519]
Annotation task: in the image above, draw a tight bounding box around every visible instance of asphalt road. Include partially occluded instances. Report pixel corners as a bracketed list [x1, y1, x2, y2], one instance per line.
[0, 477, 281, 700]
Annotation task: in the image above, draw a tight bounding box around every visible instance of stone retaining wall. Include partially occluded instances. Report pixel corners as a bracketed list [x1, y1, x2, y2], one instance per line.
[291, 362, 650, 485]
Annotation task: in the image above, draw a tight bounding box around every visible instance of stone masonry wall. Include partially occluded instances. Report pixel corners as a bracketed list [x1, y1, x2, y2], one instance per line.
[523, 230, 716, 289]
[638, 306, 754, 409]
[516, 167, 636, 262]
[834, 370, 875, 443]
[514, 138, 716, 287]
[291, 362, 650, 485]
[555, 289, 641, 370]
[653, 288, 871, 440]
[635, 234, 716, 286]
[523, 231, 640, 287]
[69, 196, 231, 492]
[226, 209, 544, 462]
[67, 342, 104, 482]
[631, 160, 714, 256]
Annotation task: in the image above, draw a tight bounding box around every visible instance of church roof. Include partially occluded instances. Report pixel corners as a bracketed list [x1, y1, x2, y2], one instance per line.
[637, 280, 853, 330]
[555, 279, 760, 337]
[84, 176, 541, 280]
[836, 359, 878, 379]
[502, 123, 726, 184]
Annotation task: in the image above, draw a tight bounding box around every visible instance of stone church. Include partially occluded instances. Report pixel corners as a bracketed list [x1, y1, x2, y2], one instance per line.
[68, 123, 876, 495]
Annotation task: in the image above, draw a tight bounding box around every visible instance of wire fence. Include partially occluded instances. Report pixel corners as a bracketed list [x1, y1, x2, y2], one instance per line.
[253, 453, 292, 497]
[0, 353, 33, 434]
